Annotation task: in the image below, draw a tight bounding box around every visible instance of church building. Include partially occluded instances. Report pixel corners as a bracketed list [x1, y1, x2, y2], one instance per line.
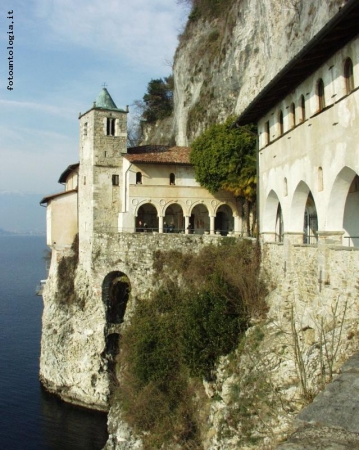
[41, 89, 243, 251]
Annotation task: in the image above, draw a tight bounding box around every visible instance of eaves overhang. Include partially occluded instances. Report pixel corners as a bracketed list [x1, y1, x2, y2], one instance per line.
[58, 163, 79, 184]
[235, 0, 359, 127]
[40, 188, 78, 206]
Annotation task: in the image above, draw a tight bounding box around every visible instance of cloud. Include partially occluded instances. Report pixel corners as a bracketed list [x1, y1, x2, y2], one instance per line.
[0, 99, 75, 119]
[0, 142, 77, 194]
[32, 0, 187, 71]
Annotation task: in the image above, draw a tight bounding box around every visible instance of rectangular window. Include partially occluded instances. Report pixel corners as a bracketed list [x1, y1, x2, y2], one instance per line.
[83, 122, 88, 137]
[106, 118, 115, 136]
[112, 174, 119, 186]
[264, 121, 270, 145]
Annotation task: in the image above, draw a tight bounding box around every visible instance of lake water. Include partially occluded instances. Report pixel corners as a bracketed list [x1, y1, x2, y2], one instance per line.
[0, 236, 108, 450]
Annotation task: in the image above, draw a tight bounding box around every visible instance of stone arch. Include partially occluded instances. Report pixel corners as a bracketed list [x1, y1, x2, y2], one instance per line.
[326, 166, 357, 230]
[136, 202, 159, 231]
[262, 190, 283, 241]
[102, 271, 131, 325]
[290, 181, 310, 231]
[290, 181, 318, 243]
[344, 175, 359, 247]
[190, 202, 210, 234]
[214, 204, 234, 235]
[326, 166, 359, 246]
[263, 190, 281, 231]
[101, 271, 131, 385]
[164, 203, 184, 232]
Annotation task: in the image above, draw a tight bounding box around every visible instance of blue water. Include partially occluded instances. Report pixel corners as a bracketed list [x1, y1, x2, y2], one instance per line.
[0, 236, 108, 450]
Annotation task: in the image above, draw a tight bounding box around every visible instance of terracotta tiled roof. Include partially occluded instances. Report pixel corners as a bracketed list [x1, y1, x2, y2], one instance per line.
[124, 145, 191, 165]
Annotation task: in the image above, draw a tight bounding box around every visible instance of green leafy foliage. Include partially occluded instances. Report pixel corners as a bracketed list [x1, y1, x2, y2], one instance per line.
[180, 281, 247, 378]
[142, 76, 174, 123]
[190, 118, 257, 199]
[56, 234, 83, 307]
[124, 286, 181, 388]
[116, 240, 268, 448]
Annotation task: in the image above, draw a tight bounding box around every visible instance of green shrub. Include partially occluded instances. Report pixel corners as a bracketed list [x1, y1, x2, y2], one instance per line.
[116, 240, 268, 448]
[180, 282, 247, 378]
[56, 234, 82, 307]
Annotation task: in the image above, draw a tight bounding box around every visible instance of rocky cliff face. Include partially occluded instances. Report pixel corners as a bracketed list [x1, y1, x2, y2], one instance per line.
[144, 0, 345, 146]
[40, 246, 111, 411]
[40, 2, 357, 449]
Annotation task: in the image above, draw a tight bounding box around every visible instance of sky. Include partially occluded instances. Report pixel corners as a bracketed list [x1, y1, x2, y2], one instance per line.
[0, 0, 188, 199]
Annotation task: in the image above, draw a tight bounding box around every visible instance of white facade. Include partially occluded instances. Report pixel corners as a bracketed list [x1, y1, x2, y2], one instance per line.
[257, 36, 359, 247]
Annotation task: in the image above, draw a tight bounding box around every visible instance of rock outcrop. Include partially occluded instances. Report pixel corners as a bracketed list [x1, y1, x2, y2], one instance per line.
[145, 0, 346, 145]
[277, 352, 359, 449]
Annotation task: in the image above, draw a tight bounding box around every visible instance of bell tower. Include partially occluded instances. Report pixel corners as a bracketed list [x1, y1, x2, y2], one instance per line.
[78, 88, 128, 251]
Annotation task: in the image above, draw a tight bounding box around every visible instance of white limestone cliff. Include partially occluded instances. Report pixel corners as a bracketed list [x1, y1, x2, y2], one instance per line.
[144, 0, 346, 145]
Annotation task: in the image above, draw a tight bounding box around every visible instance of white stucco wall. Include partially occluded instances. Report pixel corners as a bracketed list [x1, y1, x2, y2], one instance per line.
[258, 35, 359, 246]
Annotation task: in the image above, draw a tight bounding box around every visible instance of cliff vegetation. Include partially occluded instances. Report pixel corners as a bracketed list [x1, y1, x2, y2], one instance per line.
[114, 240, 268, 449]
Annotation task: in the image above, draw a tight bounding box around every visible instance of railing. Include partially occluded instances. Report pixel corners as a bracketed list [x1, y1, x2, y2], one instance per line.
[95, 226, 238, 236]
[274, 232, 284, 243]
[137, 227, 185, 233]
[303, 232, 318, 245]
[343, 236, 359, 247]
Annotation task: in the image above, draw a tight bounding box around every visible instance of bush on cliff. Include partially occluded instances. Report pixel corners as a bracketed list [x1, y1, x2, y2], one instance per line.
[116, 239, 268, 449]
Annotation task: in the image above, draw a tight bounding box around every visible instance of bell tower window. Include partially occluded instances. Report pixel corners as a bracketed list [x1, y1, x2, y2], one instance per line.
[106, 118, 115, 136]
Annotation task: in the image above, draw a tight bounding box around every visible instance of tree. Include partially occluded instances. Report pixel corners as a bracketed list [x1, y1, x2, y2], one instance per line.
[142, 76, 174, 123]
[190, 118, 257, 234]
[127, 100, 145, 147]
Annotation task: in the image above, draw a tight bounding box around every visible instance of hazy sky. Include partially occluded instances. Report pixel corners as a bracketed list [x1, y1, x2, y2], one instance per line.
[0, 0, 187, 197]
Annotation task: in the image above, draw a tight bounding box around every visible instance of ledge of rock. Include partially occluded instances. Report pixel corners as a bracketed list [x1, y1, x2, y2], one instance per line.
[277, 352, 359, 450]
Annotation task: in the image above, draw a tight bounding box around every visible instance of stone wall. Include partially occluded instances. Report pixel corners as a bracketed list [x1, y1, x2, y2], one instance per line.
[40, 232, 239, 411]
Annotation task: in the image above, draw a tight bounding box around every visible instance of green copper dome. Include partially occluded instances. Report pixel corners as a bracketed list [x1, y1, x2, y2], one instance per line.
[95, 88, 122, 111]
